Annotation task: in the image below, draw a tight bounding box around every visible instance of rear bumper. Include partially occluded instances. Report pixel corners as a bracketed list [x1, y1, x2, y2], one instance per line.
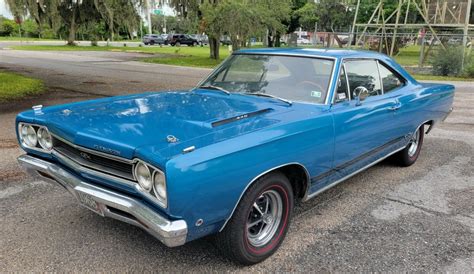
[18, 154, 187, 247]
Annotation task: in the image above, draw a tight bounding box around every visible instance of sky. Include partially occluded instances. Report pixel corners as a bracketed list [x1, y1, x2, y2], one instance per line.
[0, 0, 13, 19]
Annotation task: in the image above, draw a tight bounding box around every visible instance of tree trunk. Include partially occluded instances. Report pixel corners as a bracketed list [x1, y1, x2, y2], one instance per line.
[274, 33, 281, 47]
[267, 31, 274, 47]
[232, 37, 240, 51]
[209, 37, 220, 59]
[67, 10, 77, 46]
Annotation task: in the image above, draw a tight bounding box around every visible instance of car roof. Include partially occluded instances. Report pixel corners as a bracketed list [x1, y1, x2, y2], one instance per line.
[236, 48, 388, 59]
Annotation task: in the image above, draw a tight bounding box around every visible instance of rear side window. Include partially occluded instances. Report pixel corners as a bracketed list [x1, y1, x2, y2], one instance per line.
[378, 62, 405, 93]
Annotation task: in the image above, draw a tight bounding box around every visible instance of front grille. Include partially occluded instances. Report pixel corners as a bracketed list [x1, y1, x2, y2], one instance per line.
[52, 136, 135, 181]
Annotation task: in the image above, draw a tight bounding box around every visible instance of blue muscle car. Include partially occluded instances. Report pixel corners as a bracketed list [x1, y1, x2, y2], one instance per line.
[16, 48, 454, 265]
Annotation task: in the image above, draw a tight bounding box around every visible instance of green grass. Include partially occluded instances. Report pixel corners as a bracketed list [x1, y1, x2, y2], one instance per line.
[393, 45, 422, 66]
[0, 37, 60, 41]
[0, 71, 44, 102]
[412, 74, 474, 82]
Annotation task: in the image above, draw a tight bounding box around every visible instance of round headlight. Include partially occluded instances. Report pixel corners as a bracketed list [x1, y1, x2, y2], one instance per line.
[153, 171, 167, 201]
[37, 127, 53, 150]
[135, 161, 152, 191]
[20, 124, 37, 147]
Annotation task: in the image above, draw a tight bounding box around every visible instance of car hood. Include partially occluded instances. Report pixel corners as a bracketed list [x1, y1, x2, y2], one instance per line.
[32, 90, 292, 165]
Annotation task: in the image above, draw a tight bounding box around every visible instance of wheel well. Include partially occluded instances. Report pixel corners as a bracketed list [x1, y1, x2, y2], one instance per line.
[273, 164, 309, 200]
[424, 120, 434, 134]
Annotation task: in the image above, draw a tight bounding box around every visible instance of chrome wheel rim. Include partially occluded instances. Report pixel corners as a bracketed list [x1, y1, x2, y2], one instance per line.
[408, 128, 420, 157]
[246, 190, 283, 247]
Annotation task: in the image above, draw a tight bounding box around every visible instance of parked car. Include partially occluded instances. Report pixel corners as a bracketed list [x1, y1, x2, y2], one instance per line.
[16, 49, 454, 265]
[220, 35, 232, 45]
[142, 34, 167, 45]
[168, 34, 199, 46]
[297, 36, 311, 45]
[190, 34, 209, 46]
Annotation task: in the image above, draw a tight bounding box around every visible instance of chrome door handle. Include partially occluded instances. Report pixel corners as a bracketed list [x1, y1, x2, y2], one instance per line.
[389, 104, 401, 111]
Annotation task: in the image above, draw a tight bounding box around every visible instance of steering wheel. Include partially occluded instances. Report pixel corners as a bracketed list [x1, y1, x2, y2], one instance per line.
[296, 81, 325, 93]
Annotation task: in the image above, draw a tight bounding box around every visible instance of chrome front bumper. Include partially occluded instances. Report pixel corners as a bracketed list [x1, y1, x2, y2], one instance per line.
[18, 154, 187, 247]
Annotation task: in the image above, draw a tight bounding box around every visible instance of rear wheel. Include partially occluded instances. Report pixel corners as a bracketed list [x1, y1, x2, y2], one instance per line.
[395, 125, 424, 166]
[192, 41, 198, 47]
[215, 172, 293, 265]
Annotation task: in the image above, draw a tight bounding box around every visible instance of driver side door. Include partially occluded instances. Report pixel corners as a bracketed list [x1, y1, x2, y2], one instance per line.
[330, 59, 404, 178]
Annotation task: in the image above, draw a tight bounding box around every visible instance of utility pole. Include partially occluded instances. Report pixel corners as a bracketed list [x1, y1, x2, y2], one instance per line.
[350, 0, 360, 48]
[146, 0, 152, 34]
[461, 0, 472, 69]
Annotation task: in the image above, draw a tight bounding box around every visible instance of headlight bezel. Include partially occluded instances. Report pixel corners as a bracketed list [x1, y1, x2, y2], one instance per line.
[152, 169, 167, 202]
[37, 127, 53, 151]
[133, 159, 167, 208]
[18, 122, 53, 153]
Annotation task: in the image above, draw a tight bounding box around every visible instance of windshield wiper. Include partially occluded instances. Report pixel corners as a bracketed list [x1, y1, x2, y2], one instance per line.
[197, 85, 231, 95]
[243, 92, 292, 106]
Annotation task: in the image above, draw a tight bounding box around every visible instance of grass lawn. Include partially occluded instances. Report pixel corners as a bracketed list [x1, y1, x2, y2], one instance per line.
[412, 74, 474, 82]
[0, 71, 44, 102]
[0, 37, 60, 41]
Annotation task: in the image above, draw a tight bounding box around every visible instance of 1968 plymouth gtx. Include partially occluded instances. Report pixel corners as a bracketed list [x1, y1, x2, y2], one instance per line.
[16, 48, 454, 265]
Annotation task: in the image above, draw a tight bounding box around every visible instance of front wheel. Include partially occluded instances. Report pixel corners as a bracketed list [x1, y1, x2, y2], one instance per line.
[215, 172, 293, 265]
[395, 125, 424, 166]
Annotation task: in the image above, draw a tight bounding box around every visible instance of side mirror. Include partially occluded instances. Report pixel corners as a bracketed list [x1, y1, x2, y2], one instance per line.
[353, 86, 369, 106]
[355, 95, 362, 106]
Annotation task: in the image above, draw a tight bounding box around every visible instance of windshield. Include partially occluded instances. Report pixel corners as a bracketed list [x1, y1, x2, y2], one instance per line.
[200, 54, 334, 104]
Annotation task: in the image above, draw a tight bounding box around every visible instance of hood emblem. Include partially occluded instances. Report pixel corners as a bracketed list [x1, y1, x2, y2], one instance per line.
[167, 135, 179, 143]
[93, 145, 121, 156]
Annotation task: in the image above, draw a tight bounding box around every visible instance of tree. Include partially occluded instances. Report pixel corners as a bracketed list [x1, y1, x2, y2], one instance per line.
[295, 2, 318, 32]
[5, 0, 144, 44]
[255, 0, 291, 47]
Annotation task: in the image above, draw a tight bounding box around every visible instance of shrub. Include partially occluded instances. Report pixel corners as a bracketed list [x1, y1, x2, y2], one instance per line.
[430, 47, 464, 76]
[463, 58, 474, 78]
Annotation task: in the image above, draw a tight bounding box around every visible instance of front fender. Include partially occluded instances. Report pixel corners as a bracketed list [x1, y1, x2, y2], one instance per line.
[165, 112, 334, 241]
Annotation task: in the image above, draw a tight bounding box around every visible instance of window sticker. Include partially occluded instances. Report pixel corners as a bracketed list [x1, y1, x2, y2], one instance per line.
[337, 93, 347, 100]
[311, 91, 322, 98]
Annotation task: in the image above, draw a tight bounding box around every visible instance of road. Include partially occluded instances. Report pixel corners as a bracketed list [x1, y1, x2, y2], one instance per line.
[0, 50, 473, 272]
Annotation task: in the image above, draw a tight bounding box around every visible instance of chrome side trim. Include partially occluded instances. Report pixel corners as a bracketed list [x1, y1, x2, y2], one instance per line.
[304, 146, 405, 201]
[18, 154, 187, 247]
[219, 162, 310, 232]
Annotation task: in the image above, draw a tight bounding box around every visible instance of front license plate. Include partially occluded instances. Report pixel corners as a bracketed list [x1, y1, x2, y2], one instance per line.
[77, 192, 102, 215]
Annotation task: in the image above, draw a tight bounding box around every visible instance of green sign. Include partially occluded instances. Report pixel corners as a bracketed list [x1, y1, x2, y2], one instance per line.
[153, 9, 162, 15]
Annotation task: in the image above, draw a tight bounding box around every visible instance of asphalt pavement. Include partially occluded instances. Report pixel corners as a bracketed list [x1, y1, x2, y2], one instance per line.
[0, 49, 473, 271]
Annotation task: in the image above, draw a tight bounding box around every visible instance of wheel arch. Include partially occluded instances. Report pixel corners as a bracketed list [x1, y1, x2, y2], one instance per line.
[219, 162, 310, 232]
[423, 120, 435, 134]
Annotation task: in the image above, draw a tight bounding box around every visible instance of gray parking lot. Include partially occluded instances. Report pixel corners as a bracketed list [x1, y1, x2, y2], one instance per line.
[0, 50, 473, 271]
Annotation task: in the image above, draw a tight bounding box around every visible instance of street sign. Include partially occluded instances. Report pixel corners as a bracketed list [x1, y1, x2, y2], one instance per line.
[154, 9, 162, 15]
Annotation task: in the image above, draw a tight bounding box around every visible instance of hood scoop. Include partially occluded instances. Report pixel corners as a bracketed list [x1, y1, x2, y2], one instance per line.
[211, 108, 273, 127]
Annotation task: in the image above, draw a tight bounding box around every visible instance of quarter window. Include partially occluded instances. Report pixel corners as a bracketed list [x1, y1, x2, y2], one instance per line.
[345, 60, 382, 101]
[378, 63, 404, 93]
[335, 66, 349, 103]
